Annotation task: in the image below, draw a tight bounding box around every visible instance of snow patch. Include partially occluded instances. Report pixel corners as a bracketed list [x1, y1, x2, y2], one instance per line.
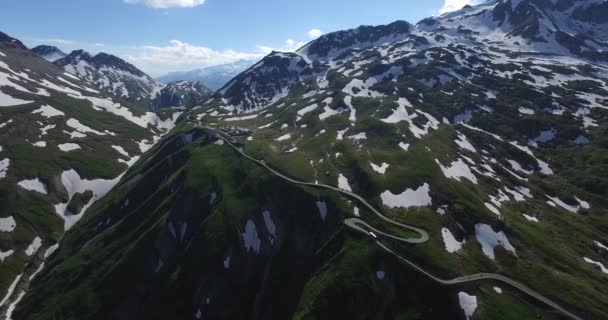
[370, 162, 390, 174]
[58, 143, 81, 152]
[381, 183, 432, 209]
[442, 228, 465, 253]
[316, 201, 328, 220]
[337, 174, 352, 192]
[18, 178, 48, 194]
[25, 237, 42, 256]
[475, 224, 516, 260]
[583, 257, 608, 274]
[0, 216, 16, 232]
[32, 105, 64, 118]
[458, 292, 478, 320]
[55, 169, 123, 230]
[242, 220, 261, 254]
[436, 158, 478, 184]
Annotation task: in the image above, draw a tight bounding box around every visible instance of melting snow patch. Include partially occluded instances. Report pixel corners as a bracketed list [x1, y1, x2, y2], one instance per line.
[475, 224, 516, 260]
[458, 292, 478, 320]
[18, 178, 48, 194]
[32, 141, 46, 148]
[44, 244, 59, 259]
[380, 183, 432, 209]
[436, 158, 478, 184]
[0, 91, 33, 107]
[32, 105, 64, 118]
[348, 132, 367, 141]
[583, 257, 608, 274]
[0, 274, 22, 308]
[55, 169, 123, 230]
[399, 142, 410, 151]
[338, 174, 352, 192]
[242, 220, 261, 254]
[0, 250, 14, 262]
[5, 290, 25, 320]
[316, 201, 328, 220]
[523, 214, 539, 223]
[546, 196, 584, 213]
[112, 145, 130, 158]
[455, 132, 476, 152]
[485, 203, 501, 216]
[67, 118, 108, 136]
[442, 228, 465, 253]
[493, 287, 503, 294]
[370, 162, 389, 174]
[595, 241, 608, 252]
[519, 107, 535, 115]
[0, 158, 9, 179]
[25, 236, 42, 256]
[0, 216, 16, 232]
[262, 210, 277, 245]
[275, 133, 291, 141]
[223, 255, 231, 269]
[58, 143, 81, 152]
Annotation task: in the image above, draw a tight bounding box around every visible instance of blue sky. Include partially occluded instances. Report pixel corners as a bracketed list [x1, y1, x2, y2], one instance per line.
[0, 0, 477, 76]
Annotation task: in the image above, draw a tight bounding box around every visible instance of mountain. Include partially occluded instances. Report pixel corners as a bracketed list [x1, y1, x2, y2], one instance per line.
[30, 45, 67, 62]
[0, 31, 184, 317]
[55, 50, 212, 110]
[156, 59, 258, 91]
[153, 80, 213, 109]
[9, 1, 608, 319]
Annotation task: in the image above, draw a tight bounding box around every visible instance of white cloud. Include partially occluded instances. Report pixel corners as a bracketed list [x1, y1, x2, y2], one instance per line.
[308, 29, 323, 39]
[124, 0, 206, 9]
[126, 40, 264, 76]
[439, 0, 486, 14]
[32, 38, 77, 45]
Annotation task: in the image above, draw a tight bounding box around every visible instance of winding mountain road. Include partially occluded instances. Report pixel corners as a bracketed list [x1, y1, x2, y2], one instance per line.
[199, 124, 584, 320]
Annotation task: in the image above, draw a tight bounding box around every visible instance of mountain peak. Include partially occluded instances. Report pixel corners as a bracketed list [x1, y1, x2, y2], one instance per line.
[297, 20, 412, 60]
[31, 45, 68, 62]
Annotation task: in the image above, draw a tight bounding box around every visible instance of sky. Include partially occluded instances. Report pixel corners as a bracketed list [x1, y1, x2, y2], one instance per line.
[0, 0, 482, 76]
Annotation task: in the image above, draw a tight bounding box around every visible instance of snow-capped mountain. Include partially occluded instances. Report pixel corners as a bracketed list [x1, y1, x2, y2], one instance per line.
[156, 59, 258, 91]
[54, 50, 164, 108]
[211, 0, 608, 113]
[55, 50, 212, 110]
[31, 45, 67, 62]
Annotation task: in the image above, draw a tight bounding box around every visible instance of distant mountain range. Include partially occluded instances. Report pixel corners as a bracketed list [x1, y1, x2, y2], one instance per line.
[31, 48, 213, 110]
[156, 59, 258, 91]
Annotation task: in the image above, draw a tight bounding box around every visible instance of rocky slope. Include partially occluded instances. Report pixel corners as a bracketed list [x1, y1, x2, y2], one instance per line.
[0, 31, 183, 319]
[9, 0, 608, 319]
[152, 81, 213, 110]
[55, 50, 212, 110]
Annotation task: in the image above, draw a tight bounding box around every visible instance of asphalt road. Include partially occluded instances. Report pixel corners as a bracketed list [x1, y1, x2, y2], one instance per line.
[201, 123, 584, 320]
